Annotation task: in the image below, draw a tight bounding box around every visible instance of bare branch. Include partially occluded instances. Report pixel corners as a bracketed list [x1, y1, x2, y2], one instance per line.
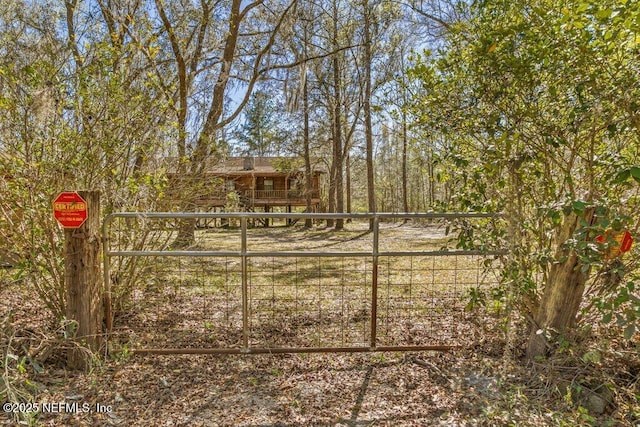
[64, 0, 83, 67]
[258, 44, 362, 74]
[205, 0, 298, 133]
[391, 0, 453, 30]
[239, 0, 264, 21]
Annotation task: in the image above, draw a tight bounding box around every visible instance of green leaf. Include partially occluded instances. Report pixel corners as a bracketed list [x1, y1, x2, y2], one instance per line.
[612, 169, 631, 184]
[31, 360, 44, 374]
[548, 209, 562, 225]
[595, 9, 613, 22]
[630, 167, 640, 183]
[572, 200, 587, 213]
[545, 136, 560, 147]
[623, 324, 636, 340]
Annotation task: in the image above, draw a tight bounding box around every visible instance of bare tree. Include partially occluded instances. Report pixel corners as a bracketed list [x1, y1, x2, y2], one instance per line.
[150, 0, 299, 244]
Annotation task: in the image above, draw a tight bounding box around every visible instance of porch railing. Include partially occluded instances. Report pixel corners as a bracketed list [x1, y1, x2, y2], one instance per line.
[192, 189, 320, 202]
[241, 189, 319, 200]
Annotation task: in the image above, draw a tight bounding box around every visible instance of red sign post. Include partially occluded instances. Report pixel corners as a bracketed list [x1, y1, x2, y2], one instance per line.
[53, 192, 88, 229]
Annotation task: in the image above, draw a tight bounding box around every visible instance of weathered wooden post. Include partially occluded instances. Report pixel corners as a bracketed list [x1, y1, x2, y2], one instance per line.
[53, 191, 102, 370]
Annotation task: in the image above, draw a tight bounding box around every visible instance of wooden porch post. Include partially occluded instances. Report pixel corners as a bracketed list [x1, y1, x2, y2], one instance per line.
[285, 175, 289, 198]
[252, 174, 256, 205]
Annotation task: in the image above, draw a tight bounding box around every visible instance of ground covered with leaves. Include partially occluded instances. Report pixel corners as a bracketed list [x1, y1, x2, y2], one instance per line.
[2, 318, 638, 426]
[2, 300, 638, 426]
[2, 223, 639, 426]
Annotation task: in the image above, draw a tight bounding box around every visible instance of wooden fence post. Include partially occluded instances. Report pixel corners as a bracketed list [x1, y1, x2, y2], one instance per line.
[63, 190, 102, 370]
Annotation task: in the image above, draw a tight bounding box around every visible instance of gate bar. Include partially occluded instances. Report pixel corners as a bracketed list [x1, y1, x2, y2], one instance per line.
[133, 345, 459, 355]
[105, 250, 508, 258]
[103, 211, 504, 221]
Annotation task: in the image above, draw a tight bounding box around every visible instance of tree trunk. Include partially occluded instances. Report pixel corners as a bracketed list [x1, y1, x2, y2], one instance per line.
[332, 1, 344, 231]
[401, 110, 409, 216]
[363, 0, 376, 230]
[172, 0, 243, 246]
[428, 153, 435, 207]
[327, 158, 336, 228]
[346, 153, 352, 218]
[303, 35, 312, 229]
[154, 0, 213, 247]
[526, 209, 595, 359]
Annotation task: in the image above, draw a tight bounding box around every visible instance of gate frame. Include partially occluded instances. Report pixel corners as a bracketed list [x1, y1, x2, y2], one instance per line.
[102, 212, 507, 355]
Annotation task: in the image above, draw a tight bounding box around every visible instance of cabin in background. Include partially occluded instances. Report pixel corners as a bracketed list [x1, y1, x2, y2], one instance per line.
[167, 156, 324, 226]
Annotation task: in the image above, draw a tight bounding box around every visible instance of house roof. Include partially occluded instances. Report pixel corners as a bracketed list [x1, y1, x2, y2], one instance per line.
[171, 156, 324, 177]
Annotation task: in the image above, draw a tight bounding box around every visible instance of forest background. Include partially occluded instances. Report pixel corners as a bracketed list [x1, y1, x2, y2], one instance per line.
[0, 0, 639, 424]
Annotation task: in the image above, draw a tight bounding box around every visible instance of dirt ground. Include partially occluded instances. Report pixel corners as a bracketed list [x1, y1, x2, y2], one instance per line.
[9, 351, 520, 426]
[2, 221, 639, 426]
[3, 327, 638, 426]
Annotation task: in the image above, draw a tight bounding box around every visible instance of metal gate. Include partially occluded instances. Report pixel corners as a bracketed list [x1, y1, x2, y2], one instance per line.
[103, 212, 506, 354]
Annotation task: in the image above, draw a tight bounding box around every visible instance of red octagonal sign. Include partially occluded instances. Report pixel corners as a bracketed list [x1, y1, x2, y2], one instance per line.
[53, 192, 88, 229]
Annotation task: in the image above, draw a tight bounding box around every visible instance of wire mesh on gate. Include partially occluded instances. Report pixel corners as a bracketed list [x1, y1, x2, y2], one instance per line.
[102, 212, 507, 354]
